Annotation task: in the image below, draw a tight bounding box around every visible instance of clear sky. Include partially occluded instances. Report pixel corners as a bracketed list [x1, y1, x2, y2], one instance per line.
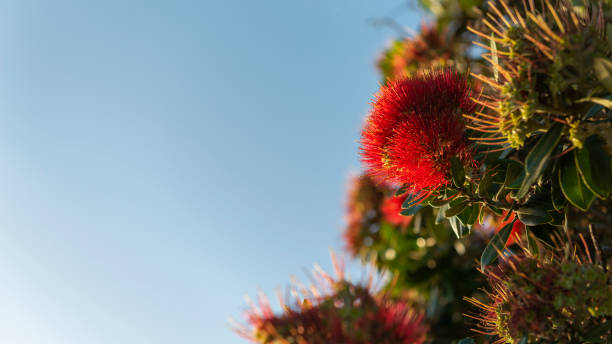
[0, 1, 421, 343]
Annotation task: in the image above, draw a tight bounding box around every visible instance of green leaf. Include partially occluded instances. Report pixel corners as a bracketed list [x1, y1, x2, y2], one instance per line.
[496, 160, 524, 201]
[504, 160, 525, 189]
[430, 197, 453, 207]
[487, 204, 503, 216]
[465, 204, 480, 226]
[481, 220, 514, 269]
[401, 192, 428, 209]
[449, 215, 470, 238]
[435, 203, 449, 224]
[400, 204, 423, 216]
[450, 156, 465, 188]
[559, 153, 595, 211]
[445, 198, 469, 217]
[517, 123, 563, 199]
[577, 97, 612, 108]
[517, 335, 528, 344]
[594, 57, 612, 93]
[478, 168, 497, 199]
[395, 184, 408, 196]
[575, 135, 612, 199]
[584, 95, 612, 119]
[516, 205, 552, 226]
[551, 165, 567, 211]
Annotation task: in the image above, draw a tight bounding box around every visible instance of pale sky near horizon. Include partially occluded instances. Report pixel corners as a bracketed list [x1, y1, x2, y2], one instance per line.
[0, 1, 421, 343]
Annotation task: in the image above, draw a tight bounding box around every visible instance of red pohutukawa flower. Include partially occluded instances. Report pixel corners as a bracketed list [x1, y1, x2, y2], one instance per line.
[360, 70, 476, 193]
[233, 254, 428, 344]
[380, 195, 413, 228]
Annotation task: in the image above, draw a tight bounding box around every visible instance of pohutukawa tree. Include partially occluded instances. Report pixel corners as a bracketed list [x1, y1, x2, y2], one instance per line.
[235, 0, 612, 342]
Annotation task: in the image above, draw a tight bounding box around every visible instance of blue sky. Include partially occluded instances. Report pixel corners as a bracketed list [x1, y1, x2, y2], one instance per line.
[0, 1, 421, 343]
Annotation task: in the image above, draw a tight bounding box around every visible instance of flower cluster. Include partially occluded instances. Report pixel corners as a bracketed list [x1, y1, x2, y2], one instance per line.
[360, 70, 476, 193]
[468, 0, 611, 149]
[343, 174, 412, 256]
[235, 257, 428, 344]
[378, 23, 456, 81]
[466, 241, 612, 343]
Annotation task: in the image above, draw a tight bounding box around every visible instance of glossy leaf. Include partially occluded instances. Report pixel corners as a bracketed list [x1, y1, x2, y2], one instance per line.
[575, 135, 612, 199]
[400, 204, 423, 216]
[450, 156, 465, 188]
[481, 220, 514, 269]
[559, 153, 595, 211]
[435, 203, 449, 224]
[577, 97, 612, 108]
[504, 160, 524, 189]
[478, 168, 497, 199]
[516, 205, 552, 226]
[449, 215, 470, 238]
[584, 95, 612, 119]
[445, 198, 469, 217]
[402, 192, 428, 209]
[395, 184, 408, 196]
[465, 204, 480, 226]
[517, 124, 563, 199]
[551, 165, 567, 211]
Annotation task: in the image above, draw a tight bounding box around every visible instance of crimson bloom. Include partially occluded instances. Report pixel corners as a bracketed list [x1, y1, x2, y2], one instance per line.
[234, 254, 428, 344]
[360, 70, 475, 192]
[380, 195, 413, 228]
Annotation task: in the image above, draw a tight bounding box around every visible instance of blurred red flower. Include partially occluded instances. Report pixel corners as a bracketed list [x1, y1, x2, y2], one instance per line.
[380, 195, 413, 228]
[234, 254, 428, 344]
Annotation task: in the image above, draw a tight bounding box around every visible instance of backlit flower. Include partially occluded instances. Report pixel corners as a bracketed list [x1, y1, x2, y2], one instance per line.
[234, 254, 428, 344]
[360, 70, 475, 192]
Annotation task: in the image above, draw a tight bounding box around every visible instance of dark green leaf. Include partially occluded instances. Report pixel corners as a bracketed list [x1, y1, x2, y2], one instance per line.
[478, 168, 497, 199]
[400, 204, 423, 216]
[481, 220, 514, 269]
[584, 95, 612, 119]
[395, 184, 408, 196]
[594, 57, 612, 93]
[551, 165, 567, 211]
[548, 210, 563, 226]
[401, 192, 428, 209]
[517, 124, 563, 199]
[450, 156, 465, 188]
[430, 197, 453, 207]
[575, 135, 612, 199]
[516, 205, 552, 225]
[445, 198, 469, 217]
[504, 160, 524, 189]
[559, 153, 595, 211]
[487, 205, 503, 216]
[465, 204, 480, 226]
[496, 160, 524, 201]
